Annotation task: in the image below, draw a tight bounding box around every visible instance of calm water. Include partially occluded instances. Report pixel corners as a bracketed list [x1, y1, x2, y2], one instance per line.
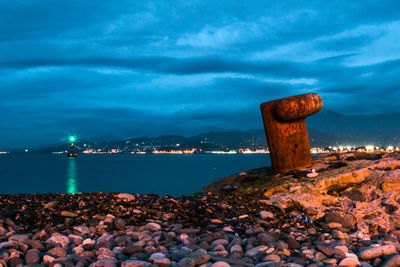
[0, 154, 270, 196]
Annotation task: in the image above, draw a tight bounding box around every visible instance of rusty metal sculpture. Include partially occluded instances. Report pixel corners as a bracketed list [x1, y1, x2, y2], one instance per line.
[260, 93, 323, 174]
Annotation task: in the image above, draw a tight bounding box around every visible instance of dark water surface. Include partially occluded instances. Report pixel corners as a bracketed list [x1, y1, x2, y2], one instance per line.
[0, 154, 270, 196]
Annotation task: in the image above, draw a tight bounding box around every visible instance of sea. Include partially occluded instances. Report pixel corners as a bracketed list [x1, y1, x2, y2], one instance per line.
[0, 154, 270, 197]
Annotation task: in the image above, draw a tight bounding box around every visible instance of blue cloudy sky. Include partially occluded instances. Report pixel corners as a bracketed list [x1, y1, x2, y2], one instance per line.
[1, 0, 400, 147]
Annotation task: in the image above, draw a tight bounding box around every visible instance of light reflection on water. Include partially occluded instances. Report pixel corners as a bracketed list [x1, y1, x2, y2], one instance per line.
[67, 158, 78, 193]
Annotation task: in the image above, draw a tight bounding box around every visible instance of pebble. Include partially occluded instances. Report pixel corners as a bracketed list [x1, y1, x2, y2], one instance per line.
[211, 261, 231, 267]
[61, 211, 79, 217]
[117, 193, 136, 201]
[359, 244, 396, 260]
[121, 260, 151, 267]
[47, 247, 67, 257]
[245, 245, 268, 257]
[381, 254, 400, 267]
[260, 211, 274, 219]
[179, 257, 196, 267]
[25, 249, 41, 263]
[327, 222, 343, 229]
[263, 254, 281, 262]
[47, 234, 70, 248]
[189, 252, 211, 265]
[339, 257, 361, 267]
[286, 238, 300, 249]
[145, 222, 161, 231]
[0, 187, 399, 267]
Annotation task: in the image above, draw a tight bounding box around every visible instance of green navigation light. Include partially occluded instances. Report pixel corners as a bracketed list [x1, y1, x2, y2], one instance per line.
[69, 136, 76, 143]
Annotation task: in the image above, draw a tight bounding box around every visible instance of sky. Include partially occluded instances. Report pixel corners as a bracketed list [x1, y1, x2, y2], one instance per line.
[1, 0, 400, 148]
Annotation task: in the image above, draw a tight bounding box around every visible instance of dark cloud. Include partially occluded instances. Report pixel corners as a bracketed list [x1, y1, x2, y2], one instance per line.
[0, 0, 400, 147]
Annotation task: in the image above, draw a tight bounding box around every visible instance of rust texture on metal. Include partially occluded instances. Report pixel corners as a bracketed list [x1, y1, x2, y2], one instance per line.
[260, 93, 323, 174]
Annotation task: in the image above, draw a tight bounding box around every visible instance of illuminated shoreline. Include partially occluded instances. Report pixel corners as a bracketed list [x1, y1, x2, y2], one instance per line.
[46, 145, 400, 155]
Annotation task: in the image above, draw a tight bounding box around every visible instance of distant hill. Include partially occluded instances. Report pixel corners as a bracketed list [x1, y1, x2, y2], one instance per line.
[307, 110, 400, 146]
[35, 110, 400, 152]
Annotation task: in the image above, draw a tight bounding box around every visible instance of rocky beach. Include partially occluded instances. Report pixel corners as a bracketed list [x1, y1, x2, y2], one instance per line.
[1, 152, 400, 266]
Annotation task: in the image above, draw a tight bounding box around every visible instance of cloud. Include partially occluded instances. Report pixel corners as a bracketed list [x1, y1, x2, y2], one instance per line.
[1, 0, 400, 147]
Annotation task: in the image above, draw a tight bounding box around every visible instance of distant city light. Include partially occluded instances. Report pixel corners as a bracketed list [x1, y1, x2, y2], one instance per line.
[387, 146, 394, 151]
[25, 149, 29, 152]
[365, 145, 374, 152]
[69, 136, 76, 143]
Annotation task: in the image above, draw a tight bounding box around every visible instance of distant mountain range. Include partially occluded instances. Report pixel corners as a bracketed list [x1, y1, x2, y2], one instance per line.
[307, 110, 400, 146]
[32, 110, 400, 152]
